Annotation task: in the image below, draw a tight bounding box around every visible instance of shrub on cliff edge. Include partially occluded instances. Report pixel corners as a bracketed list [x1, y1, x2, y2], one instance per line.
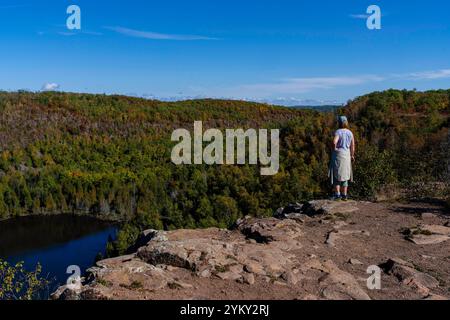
[0, 259, 49, 300]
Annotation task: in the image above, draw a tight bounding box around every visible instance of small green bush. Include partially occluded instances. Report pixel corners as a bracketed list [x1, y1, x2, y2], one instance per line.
[352, 145, 397, 199]
[0, 259, 49, 300]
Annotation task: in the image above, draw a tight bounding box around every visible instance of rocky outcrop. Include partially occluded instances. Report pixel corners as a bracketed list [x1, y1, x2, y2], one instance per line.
[325, 229, 370, 247]
[301, 259, 371, 300]
[380, 258, 441, 297]
[404, 224, 450, 245]
[53, 217, 313, 300]
[302, 200, 359, 216]
[53, 200, 450, 300]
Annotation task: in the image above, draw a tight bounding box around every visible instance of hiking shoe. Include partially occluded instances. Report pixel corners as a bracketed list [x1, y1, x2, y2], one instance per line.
[330, 195, 341, 201]
[341, 195, 348, 201]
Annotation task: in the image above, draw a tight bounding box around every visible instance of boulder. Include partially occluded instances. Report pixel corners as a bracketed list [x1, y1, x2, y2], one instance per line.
[244, 261, 266, 275]
[302, 200, 359, 216]
[420, 212, 436, 219]
[408, 234, 449, 245]
[404, 224, 450, 245]
[380, 258, 439, 296]
[309, 260, 371, 300]
[281, 270, 299, 285]
[423, 294, 448, 300]
[274, 203, 304, 220]
[348, 258, 363, 265]
[126, 230, 168, 253]
[51, 287, 80, 300]
[420, 224, 450, 236]
[242, 273, 255, 285]
[133, 218, 302, 283]
[325, 229, 370, 247]
[216, 271, 242, 281]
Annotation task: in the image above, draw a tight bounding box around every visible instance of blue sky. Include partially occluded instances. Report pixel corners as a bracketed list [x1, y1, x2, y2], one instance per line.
[1, 0, 449, 105]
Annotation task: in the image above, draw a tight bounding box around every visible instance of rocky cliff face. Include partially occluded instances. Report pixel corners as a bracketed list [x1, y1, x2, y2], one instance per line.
[53, 200, 450, 300]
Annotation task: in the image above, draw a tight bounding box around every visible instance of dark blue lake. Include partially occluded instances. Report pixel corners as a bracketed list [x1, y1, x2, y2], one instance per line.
[0, 215, 117, 298]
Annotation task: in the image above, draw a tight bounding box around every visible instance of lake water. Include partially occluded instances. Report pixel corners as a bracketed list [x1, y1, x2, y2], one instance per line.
[0, 215, 117, 298]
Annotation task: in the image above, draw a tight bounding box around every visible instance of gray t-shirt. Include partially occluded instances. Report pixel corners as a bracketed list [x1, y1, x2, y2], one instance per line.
[335, 129, 354, 151]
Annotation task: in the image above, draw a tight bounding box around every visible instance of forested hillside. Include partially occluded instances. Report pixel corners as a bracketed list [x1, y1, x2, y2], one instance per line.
[0, 89, 448, 254]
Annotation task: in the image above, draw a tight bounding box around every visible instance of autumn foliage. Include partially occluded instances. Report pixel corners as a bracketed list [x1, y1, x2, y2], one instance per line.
[0, 89, 448, 254]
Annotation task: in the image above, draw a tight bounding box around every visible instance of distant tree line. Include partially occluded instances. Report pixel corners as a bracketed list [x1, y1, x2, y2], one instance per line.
[0, 89, 448, 254]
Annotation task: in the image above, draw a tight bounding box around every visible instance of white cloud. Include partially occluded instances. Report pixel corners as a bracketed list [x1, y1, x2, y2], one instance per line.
[238, 75, 384, 95]
[83, 31, 103, 36]
[41, 83, 60, 91]
[56, 30, 103, 36]
[404, 69, 450, 80]
[232, 68, 450, 97]
[104, 26, 219, 41]
[349, 14, 369, 19]
[58, 32, 76, 36]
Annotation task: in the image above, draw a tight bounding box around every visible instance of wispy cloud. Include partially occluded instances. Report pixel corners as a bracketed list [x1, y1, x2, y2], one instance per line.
[104, 26, 219, 41]
[350, 11, 388, 20]
[0, 4, 28, 9]
[349, 14, 369, 19]
[239, 75, 384, 95]
[58, 32, 76, 36]
[83, 30, 103, 36]
[226, 68, 450, 97]
[403, 69, 450, 80]
[56, 30, 103, 36]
